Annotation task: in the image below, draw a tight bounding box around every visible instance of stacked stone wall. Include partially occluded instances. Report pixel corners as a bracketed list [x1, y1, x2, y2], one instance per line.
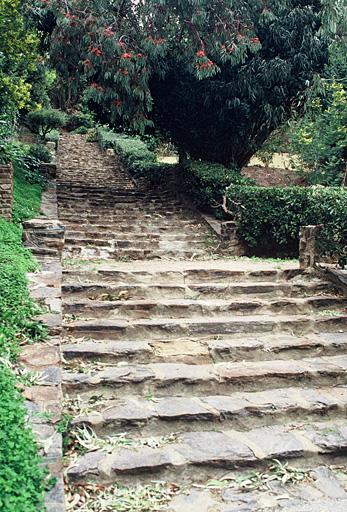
[0, 163, 13, 220]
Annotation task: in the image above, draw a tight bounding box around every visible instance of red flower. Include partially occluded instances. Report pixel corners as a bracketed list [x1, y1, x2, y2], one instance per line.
[196, 50, 205, 57]
[250, 37, 260, 44]
[91, 47, 102, 57]
[104, 27, 115, 38]
[121, 52, 132, 59]
[118, 68, 129, 76]
[83, 59, 93, 67]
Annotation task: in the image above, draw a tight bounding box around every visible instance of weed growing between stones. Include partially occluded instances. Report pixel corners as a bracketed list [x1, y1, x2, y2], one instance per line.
[65, 481, 180, 511]
[199, 460, 310, 493]
[67, 425, 178, 456]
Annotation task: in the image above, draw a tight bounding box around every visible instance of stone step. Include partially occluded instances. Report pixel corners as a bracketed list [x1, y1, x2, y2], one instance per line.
[63, 247, 208, 260]
[63, 314, 347, 341]
[69, 386, 347, 437]
[66, 419, 347, 485]
[62, 332, 347, 365]
[65, 223, 201, 233]
[64, 237, 208, 250]
[64, 230, 208, 242]
[62, 266, 303, 285]
[62, 354, 347, 396]
[62, 296, 347, 320]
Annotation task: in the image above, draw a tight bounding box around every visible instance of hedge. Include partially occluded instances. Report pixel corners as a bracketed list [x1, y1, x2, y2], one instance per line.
[226, 185, 347, 262]
[181, 160, 253, 212]
[97, 127, 175, 186]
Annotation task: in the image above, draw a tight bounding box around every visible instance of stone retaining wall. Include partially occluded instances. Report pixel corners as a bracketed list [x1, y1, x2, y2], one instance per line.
[0, 163, 13, 219]
[21, 181, 65, 512]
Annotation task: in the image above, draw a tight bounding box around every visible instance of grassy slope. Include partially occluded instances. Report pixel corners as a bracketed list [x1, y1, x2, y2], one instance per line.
[0, 166, 48, 512]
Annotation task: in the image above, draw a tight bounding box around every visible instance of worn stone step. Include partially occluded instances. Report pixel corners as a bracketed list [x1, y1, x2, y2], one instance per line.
[64, 230, 208, 242]
[63, 314, 347, 341]
[64, 247, 208, 260]
[62, 354, 347, 396]
[69, 386, 347, 436]
[66, 419, 347, 485]
[62, 266, 304, 285]
[64, 237, 209, 251]
[62, 332, 347, 365]
[62, 296, 347, 320]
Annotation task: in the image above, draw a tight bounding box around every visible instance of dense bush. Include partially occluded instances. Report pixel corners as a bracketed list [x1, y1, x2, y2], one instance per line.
[27, 108, 67, 139]
[226, 185, 347, 263]
[27, 144, 52, 164]
[0, 366, 46, 512]
[181, 161, 253, 212]
[65, 111, 94, 132]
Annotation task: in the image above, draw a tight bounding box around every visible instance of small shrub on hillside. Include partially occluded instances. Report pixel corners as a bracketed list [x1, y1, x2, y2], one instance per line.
[28, 144, 52, 163]
[226, 185, 347, 263]
[27, 108, 67, 140]
[0, 365, 46, 512]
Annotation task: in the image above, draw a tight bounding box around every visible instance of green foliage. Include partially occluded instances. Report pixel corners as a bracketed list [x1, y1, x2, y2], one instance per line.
[28, 143, 52, 164]
[0, 0, 39, 118]
[0, 365, 46, 512]
[0, 163, 47, 509]
[98, 127, 173, 185]
[27, 108, 67, 139]
[182, 161, 253, 212]
[226, 185, 347, 263]
[13, 165, 43, 222]
[288, 40, 347, 186]
[0, 168, 45, 360]
[40, 0, 334, 164]
[66, 111, 95, 132]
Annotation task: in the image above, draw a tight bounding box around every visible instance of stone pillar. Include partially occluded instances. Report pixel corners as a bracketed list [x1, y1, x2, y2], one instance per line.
[22, 219, 65, 260]
[221, 220, 248, 256]
[299, 225, 323, 269]
[0, 163, 13, 220]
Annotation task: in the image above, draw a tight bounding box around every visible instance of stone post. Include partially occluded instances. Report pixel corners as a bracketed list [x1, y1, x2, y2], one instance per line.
[220, 220, 248, 256]
[0, 163, 13, 220]
[22, 219, 65, 260]
[299, 225, 323, 269]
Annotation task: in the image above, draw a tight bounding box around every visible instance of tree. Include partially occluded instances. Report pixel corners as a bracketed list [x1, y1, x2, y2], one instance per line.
[27, 108, 67, 139]
[0, 0, 39, 120]
[38, 0, 339, 166]
[288, 40, 347, 186]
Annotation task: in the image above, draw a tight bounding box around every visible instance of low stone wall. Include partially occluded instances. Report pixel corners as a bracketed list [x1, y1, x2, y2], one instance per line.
[21, 181, 65, 512]
[0, 163, 13, 219]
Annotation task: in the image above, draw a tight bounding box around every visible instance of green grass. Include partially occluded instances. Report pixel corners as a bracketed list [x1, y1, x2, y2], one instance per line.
[0, 165, 48, 510]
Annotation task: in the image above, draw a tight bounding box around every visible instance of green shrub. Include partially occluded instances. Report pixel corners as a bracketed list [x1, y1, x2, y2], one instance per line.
[45, 129, 60, 144]
[98, 127, 174, 186]
[66, 111, 94, 132]
[181, 161, 254, 212]
[0, 365, 46, 511]
[28, 144, 52, 163]
[27, 108, 67, 140]
[226, 185, 347, 263]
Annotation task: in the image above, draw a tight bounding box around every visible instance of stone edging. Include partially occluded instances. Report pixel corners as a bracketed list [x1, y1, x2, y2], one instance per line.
[21, 181, 65, 512]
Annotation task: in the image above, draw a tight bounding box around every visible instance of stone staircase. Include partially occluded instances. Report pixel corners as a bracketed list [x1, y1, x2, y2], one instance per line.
[57, 134, 347, 511]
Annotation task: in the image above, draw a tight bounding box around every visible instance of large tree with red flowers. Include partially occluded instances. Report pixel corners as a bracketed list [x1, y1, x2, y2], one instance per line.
[36, 0, 338, 166]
